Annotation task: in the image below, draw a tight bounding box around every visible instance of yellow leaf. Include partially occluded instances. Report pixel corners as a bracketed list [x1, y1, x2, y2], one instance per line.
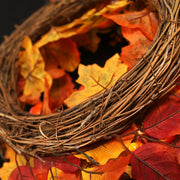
[75, 124, 136, 165]
[0, 145, 34, 180]
[18, 36, 52, 104]
[65, 53, 127, 107]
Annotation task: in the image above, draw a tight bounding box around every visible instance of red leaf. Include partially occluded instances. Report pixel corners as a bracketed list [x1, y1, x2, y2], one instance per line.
[9, 166, 35, 180]
[130, 143, 180, 180]
[143, 95, 180, 140]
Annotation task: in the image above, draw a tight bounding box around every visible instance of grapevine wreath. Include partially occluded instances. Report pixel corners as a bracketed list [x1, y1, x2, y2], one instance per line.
[0, 0, 179, 162]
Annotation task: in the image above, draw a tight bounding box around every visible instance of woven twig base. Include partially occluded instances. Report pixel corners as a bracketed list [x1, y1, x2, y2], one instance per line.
[0, 0, 179, 157]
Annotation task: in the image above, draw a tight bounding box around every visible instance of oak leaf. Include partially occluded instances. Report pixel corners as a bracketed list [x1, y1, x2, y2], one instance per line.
[65, 53, 127, 107]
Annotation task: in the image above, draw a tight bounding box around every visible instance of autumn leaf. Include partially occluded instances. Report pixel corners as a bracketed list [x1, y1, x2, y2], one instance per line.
[40, 38, 80, 79]
[176, 140, 180, 166]
[76, 125, 137, 179]
[18, 36, 52, 105]
[82, 151, 131, 180]
[65, 53, 127, 107]
[143, 94, 180, 140]
[103, 8, 158, 41]
[75, 124, 136, 165]
[103, 8, 158, 69]
[130, 143, 180, 180]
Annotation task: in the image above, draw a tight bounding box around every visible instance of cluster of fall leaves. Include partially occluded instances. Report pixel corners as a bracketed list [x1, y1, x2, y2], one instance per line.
[0, 0, 180, 179]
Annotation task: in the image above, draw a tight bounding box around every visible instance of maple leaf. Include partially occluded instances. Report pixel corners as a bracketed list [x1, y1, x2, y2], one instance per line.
[75, 124, 136, 165]
[143, 93, 180, 140]
[76, 125, 137, 179]
[103, 8, 158, 41]
[40, 37, 80, 79]
[65, 53, 127, 107]
[130, 143, 180, 180]
[103, 8, 158, 69]
[18, 36, 52, 105]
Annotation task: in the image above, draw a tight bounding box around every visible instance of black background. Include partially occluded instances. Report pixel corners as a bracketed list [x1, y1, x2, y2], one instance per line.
[0, 0, 46, 43]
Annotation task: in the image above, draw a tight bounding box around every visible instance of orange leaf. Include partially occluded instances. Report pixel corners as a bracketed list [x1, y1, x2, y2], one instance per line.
[40, 38, 80, 79]
[103, 8, 158, 41]
[41, 77, 52, 115]
[120, 27, 152, 69]
[29, 102, 43, 115]
[103, 8, 158, 69]
[65, 53, 127, 107]
[82, 152, 131, 180]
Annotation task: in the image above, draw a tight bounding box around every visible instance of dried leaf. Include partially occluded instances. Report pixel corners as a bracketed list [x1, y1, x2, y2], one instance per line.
[72, 29, 101, 53]
[130, 143, 180, 180]
[40, 38, 80, 79]
[65, 53, 127, 107]
[18, 36, 52, 105]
